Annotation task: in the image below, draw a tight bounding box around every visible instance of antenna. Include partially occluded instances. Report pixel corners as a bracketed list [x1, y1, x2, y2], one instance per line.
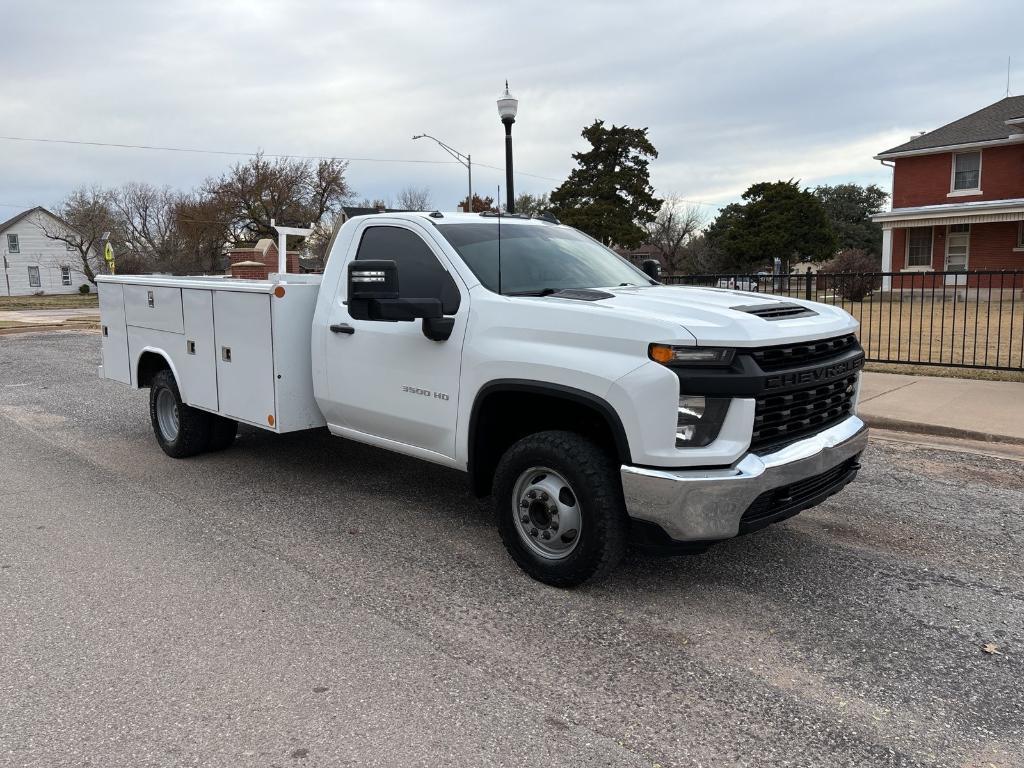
[493, 185, 497, 296]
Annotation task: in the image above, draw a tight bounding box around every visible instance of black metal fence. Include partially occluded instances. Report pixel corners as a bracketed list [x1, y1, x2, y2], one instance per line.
[661, 270, 1024, 372]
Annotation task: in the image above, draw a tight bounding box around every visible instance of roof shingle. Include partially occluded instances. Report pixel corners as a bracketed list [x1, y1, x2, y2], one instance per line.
[878, 96, 1024, 157]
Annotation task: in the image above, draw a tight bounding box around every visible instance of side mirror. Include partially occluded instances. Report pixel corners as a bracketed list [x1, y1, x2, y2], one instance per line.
[347, 259, 445, 324]
[641, 258, 661, 282]
[348, 260, 398, 320]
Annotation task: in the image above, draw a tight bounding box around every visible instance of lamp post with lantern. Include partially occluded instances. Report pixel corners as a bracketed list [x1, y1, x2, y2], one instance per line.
[496, 81, 518, 213]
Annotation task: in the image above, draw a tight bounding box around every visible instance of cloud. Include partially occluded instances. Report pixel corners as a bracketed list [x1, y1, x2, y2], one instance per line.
[1, 0, 1021, 216]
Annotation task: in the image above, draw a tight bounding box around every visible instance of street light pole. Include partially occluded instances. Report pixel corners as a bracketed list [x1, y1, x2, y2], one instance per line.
[412, 134, 472, 212]
[496, 81, 518, 214]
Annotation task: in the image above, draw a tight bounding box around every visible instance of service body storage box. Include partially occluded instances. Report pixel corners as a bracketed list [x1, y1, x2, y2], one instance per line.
[95, 273, 326, 434]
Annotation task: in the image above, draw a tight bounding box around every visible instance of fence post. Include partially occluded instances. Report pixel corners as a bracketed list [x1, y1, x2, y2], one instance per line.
[805, 268, 812, 302]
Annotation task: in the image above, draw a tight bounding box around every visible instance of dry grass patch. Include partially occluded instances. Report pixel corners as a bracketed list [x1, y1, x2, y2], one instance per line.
[0, 294, 99, 310]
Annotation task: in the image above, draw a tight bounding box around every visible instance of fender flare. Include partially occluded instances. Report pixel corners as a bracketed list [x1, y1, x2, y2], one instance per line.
[467, 379, 632, 494]
[134, 347, 180, 390]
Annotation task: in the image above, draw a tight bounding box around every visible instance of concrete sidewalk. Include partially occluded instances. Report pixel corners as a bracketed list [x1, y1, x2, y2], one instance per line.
[859, 371, 1024, 445]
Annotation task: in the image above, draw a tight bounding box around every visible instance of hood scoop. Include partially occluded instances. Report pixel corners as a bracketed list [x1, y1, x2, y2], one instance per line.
[549, 288, 614, 301]
[733, 303, 817, 321]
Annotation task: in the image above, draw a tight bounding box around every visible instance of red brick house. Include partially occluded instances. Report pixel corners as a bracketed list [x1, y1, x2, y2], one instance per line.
[872, 96, 1024, 289]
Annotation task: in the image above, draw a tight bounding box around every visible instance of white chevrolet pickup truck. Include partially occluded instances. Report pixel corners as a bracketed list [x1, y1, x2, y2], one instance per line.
[96, 211, 867, 586]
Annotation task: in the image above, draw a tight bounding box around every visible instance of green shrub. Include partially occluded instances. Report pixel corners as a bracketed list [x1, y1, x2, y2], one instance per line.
[78, 283, 91, 294]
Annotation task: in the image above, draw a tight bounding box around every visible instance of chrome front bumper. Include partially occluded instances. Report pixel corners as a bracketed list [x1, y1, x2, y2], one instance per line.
[620, 416, 868, 541]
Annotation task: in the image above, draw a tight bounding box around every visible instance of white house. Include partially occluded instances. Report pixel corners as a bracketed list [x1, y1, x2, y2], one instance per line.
[0, 207, 91, 296]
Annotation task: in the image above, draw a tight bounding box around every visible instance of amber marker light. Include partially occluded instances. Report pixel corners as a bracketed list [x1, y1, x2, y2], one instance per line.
[267, 414, 275, 426]
[648, 344, 674, 364]
[273, 286, 286, 298]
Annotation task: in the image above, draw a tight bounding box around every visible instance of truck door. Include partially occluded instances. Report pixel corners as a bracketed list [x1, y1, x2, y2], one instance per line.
[323, 222, 468, 460]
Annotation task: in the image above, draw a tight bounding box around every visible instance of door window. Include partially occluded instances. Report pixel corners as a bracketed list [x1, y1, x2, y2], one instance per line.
[355, 226, 460, 314]
[945, 224, 969, 272]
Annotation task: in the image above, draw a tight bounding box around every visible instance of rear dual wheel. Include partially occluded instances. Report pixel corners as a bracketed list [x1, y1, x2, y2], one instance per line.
[149, 369, 237, 457]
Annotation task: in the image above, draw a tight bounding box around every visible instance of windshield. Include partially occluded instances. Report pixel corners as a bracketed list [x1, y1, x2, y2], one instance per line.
[436, 222, 653, 295]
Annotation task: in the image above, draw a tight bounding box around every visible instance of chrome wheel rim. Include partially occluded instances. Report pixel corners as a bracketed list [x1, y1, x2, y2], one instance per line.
[512, 466, 582, 560]
[156, 388, 180, 442]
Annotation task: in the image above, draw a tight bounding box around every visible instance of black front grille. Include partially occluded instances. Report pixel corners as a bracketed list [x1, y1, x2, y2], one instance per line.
[749, 334, 859, 372]
[751, 374, 858, 453]
[739, 455, 861, 533]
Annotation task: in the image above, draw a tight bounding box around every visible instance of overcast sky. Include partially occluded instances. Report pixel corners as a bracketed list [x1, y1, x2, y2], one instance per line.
[1, 0, 1021, 221]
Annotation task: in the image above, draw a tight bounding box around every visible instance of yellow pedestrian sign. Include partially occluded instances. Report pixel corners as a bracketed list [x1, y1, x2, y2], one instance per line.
[103, 242, 116, 275]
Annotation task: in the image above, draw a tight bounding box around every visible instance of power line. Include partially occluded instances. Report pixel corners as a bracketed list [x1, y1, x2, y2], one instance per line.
[0, 132, 571, 185]
[0, 135, 458, 165]
[0, 134, 721, 207]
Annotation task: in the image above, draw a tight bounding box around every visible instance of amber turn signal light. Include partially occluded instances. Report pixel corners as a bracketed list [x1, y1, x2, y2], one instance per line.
[648, 344, 674, 364]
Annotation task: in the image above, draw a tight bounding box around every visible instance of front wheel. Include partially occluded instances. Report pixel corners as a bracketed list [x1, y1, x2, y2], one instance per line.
[493, 430, 628, 587]
[149, 369, 211, 458]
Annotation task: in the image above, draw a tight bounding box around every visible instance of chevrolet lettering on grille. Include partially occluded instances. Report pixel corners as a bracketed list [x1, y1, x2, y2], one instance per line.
[764, 356, 863, 389]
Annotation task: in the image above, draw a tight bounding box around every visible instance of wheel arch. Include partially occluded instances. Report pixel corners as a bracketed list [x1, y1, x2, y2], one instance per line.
[135, 348, 179, 390]
[467, 380, 632, 497]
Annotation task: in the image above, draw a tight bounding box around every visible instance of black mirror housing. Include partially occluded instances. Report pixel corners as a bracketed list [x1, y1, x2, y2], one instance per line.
[347, 259, 445, 323]
[641, 258, 662, 282]
[348, 260, 398, 320]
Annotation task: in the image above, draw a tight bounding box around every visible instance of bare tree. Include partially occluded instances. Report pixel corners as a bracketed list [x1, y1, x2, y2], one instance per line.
[38, 187, 121, 282]
[395, 186, 432, 211]
[204, 152, 353, 245]
[644, 195, 708, 274]
[174, 193, 232, 274]
[111, 183, 185, 272]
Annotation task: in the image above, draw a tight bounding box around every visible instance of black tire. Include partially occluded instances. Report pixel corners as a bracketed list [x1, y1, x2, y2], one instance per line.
[207, 415, 238, 452]
[493, 430, 628, 587]
[149, 369, 211, 459]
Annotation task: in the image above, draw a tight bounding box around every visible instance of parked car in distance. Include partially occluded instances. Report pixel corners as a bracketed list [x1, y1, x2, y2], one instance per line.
[716, 276, 759, 292]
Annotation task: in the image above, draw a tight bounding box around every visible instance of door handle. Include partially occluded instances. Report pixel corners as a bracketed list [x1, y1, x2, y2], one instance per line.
[330, 323, 355, 335]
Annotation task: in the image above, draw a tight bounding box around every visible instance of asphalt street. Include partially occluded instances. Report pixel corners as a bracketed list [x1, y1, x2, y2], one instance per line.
[1, 331, 1022, 768]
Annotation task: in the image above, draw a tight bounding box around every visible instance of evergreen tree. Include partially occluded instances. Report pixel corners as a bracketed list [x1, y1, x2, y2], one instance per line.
[550, 120, 662, 248]
[705, 180, 837, 271]
[813, 183, 888, 255]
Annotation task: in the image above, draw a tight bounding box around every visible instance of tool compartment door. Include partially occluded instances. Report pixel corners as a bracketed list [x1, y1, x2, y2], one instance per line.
[98, 282, 130, 384]
[213, 290, 276, 428]
[124, 284, 184, 333]
[180, 289, 219, 411]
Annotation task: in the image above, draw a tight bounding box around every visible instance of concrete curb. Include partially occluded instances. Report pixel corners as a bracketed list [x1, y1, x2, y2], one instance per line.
[861, 414, 1024, 447]
[0, 323, 99, 336]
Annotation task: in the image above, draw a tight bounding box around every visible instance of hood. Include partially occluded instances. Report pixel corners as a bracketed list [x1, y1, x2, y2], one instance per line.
[567, 285, 859, 346]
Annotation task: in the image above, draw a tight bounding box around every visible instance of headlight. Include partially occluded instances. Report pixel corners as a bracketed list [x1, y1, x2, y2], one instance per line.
[676, 395, 730, 447]
[649, 344, 735, 366]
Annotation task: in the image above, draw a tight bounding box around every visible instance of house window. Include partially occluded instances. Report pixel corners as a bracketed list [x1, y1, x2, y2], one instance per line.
[906, 227, 933, 267]
[952, 151, 981, 192]
[28, 266, 41, 287]
[61, 266, 72, 286]
[1018, 222, 1024, 249]
[6, 234, 19, 253]
[66, 239, 76, 251]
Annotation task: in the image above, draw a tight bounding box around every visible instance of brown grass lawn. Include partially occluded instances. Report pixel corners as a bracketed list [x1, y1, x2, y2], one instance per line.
[0, 293, 99, 310]
[811, 293, 1024, 374]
